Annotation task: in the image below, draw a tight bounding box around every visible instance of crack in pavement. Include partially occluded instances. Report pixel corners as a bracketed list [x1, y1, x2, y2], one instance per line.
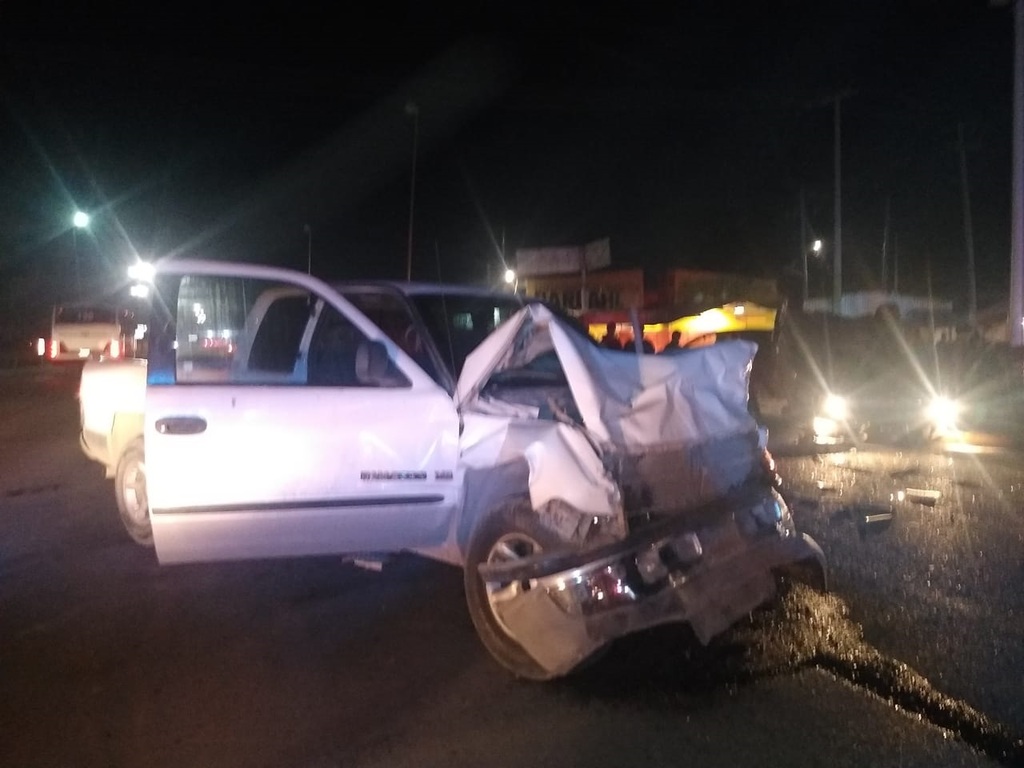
[733, 584, 1024, 766]
[567, 583, 1023, 765]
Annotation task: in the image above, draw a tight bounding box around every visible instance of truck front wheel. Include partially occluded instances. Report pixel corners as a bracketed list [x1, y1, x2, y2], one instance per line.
[115, 438, 152, 547]
[464, 501, 568, 681]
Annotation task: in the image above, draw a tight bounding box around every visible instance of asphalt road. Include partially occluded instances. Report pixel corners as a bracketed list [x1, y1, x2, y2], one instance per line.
[1, 364, 1022, 768]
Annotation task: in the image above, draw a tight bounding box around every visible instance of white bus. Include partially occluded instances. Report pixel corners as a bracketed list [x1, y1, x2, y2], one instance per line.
[38, 304, 125, 362]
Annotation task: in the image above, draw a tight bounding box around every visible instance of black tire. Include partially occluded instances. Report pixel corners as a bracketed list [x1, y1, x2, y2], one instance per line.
[115, 438, 152, 547]
[464, 500, 568, 681]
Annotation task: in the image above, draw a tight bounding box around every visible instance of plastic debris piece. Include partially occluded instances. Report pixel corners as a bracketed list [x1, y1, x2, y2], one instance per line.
[855, 503, 895, 533]
[862, 511, 894, 525]
[889, 467, 919, 479]
[904, 488, 941, 506]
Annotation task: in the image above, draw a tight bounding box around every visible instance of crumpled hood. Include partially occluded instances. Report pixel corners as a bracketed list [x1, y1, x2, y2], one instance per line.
[456, 303, 758, 449]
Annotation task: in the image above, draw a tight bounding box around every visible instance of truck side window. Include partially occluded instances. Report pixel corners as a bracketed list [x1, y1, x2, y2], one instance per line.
[344, 292, 441, 385]
[174, 276, 246, 383]
[174, 276, 314, 385]
[248, 296, 309, 374]
[169, 276, 410, 388]
[308, 304, 409, 388]
[308, 305, 362, 386]
[411, 295, 521, 379]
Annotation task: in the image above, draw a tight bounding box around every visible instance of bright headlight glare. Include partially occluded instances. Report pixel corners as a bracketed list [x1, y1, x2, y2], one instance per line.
[823, 394, 849, 420]
[813, 415, 840, 437]
[927, 396, 960, 427]
[127, 261, 155, 283]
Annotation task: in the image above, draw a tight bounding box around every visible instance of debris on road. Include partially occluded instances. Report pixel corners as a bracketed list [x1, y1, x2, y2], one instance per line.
[901, 488, 942, 506]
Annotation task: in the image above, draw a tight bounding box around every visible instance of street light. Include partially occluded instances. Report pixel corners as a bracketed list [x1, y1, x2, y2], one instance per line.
[504, 268, 518, 293]
[405, 101, 419, 282]
[801, 237, 824, 306]
[72, 211, 90, 299]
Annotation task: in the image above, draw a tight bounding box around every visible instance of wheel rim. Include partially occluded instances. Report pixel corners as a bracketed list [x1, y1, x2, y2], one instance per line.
[483, 532, 543, 634]
[121, 458, 148, 526]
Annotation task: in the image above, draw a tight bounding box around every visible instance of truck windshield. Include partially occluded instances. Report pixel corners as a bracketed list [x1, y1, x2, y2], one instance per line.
[411, 294, 523, 379]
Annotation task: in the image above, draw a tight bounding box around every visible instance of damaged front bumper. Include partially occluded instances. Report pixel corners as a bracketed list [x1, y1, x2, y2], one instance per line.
[477, 486, 826, 677]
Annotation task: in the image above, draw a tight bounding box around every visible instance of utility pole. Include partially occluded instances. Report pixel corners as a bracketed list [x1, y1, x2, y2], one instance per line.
[71, 210, 90, 301]
[1011, 0, 1024, 346]
[405, 101, 419, 282]
[303, 224, 312, 275]
[881, 195, 892, 293]
[958, 123, 979, 328]
[72, 226, 81, 299]
[893, 233, 900, 295]
[800, 187, 809, 306]
[833, 95, 843, 313]
[580, 248, 588, 312]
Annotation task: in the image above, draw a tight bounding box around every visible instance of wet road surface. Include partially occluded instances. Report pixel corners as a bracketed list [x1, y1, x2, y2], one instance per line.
[1, 364, 1022, 767]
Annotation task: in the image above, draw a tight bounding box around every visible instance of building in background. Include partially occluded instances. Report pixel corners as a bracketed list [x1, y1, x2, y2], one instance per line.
[520, 268, 645, 314]
[514, 240, 781, 352]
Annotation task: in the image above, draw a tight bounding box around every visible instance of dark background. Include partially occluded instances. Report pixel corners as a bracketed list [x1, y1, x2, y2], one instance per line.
[0, 1, 1016, 332]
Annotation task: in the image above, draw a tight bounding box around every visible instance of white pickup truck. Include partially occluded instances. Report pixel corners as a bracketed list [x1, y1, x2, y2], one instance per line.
[79, 259, 825, 680]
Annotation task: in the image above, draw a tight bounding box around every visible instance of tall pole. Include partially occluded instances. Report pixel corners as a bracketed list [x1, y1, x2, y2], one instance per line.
[405, 101, 419, 282]
[1010, 0, 1024, 346]
[881, 195, 891, 293]
[958, 123, 979, 328]
[833, 95, 843, 313]
[71, 210, 89, 301]
[893, 233, 900, 294]
[72, 226, 81, 299]
[800, 186, 809, 306]
[303, 224, 312, 275]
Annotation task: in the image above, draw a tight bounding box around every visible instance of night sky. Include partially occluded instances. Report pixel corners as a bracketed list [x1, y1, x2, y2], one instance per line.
[0, 0, 1016, 327]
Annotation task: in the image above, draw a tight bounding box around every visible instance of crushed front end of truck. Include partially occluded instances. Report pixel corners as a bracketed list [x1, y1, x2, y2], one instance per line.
[456, 304, 826, 677]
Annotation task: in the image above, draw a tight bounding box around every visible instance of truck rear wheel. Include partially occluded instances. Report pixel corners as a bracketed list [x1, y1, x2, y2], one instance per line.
[115, 438, 152, 547]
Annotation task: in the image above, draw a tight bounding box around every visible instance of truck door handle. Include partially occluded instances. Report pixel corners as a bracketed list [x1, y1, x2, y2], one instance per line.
[155, 417, 207, 435]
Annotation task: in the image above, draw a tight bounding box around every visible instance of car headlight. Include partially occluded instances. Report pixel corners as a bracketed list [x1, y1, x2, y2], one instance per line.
[926, 395, 960, 430]
[822, 393, 849, 420]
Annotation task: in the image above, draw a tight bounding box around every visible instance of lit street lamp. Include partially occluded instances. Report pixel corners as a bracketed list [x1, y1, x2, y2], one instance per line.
[801, 236, 825, 306]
